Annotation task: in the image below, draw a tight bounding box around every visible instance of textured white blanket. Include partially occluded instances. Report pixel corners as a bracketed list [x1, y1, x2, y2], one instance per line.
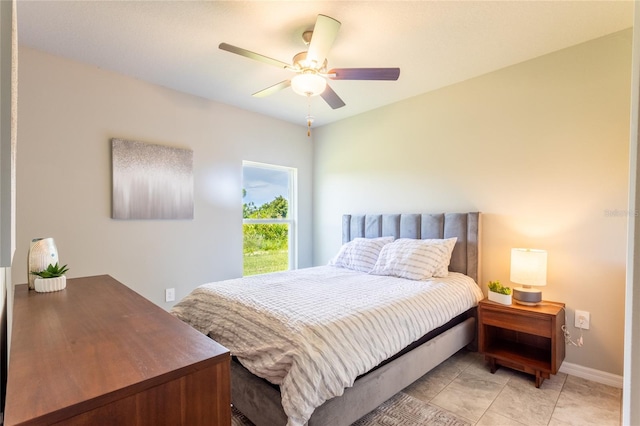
[171, 266, 483, 426]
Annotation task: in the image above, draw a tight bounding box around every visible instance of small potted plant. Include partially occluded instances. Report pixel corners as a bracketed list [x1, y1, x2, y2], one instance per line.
[488, 280, 512, 305]
[31, 263, 69, 293]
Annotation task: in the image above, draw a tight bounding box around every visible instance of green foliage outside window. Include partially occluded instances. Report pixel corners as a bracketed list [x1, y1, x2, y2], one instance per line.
[243, 195, 288, 219]
[243, 223, 288, 253]
[243, 193, 289, 275]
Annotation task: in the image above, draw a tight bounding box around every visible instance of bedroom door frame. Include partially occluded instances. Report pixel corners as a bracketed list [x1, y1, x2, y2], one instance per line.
[624, 3, 640, 425]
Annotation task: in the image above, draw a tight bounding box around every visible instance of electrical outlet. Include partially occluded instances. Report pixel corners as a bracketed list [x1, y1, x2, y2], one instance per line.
[165, 288, 175, 303]
[575, 310, 590, 330]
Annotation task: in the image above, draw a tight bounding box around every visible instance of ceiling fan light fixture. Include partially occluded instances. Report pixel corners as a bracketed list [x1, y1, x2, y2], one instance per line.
[219, 14, 400, 115]
[291, 73, 326, 97]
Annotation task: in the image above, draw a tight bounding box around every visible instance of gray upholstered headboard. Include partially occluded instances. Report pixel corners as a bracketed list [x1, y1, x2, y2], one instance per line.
[342, 213, 481, 283]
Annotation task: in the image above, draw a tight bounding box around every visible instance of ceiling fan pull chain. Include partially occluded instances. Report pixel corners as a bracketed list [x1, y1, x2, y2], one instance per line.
[306, 96, 314, 137]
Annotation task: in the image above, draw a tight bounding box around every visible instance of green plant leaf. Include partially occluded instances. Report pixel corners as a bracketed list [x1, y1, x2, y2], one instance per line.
[31, 262, 69, 278]
[488, 280, 511, 295]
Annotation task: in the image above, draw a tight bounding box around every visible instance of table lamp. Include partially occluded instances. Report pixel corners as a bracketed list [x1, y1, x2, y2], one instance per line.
[510, 248, 547, 306]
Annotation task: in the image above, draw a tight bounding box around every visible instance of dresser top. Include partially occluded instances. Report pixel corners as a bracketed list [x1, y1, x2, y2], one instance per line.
[5, 275, 229, 425]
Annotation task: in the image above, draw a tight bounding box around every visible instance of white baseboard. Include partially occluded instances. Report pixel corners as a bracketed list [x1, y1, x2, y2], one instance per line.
[559, 361, 623, 389]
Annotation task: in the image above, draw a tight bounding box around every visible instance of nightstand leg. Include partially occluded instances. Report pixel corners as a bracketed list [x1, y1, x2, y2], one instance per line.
[535, 371, 543, 388]
[488, 357, 497, 374]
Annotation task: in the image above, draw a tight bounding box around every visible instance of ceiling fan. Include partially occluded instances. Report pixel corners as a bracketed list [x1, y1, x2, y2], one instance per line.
[219, 14, 400, 111]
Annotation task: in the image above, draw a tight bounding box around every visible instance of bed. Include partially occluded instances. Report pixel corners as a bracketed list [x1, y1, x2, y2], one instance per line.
[172, 212, 482, 426]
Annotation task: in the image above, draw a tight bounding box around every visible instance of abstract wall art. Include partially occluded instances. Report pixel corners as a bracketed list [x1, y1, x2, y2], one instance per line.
[111, 138, 194, 220]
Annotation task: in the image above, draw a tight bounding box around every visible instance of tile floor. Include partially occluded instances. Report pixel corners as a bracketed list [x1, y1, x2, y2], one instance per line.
[403, 350, 622, 425]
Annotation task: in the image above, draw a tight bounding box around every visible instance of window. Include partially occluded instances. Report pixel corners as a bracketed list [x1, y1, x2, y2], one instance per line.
[242, 161, 297, 276]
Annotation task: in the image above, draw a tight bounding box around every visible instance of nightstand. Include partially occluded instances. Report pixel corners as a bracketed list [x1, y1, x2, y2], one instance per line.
[478, 299, 565, 387]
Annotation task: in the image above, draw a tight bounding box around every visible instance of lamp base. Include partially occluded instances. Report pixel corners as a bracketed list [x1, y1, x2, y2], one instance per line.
[513, 287, 542, 306]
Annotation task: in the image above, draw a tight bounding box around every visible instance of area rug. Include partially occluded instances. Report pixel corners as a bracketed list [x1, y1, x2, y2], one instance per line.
[231, 392, 472, 426]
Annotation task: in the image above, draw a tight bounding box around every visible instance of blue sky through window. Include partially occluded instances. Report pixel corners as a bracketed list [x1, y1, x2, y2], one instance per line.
[243, 165, 289, 207]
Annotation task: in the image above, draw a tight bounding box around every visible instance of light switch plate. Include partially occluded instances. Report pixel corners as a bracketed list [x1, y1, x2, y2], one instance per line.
[165, 288, 175, 302]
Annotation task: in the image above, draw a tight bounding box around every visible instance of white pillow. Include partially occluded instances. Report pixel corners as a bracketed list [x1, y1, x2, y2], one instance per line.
[370, 238, 457, 280]
[329, 236, 395, 273]
[421, 238, 457, 277]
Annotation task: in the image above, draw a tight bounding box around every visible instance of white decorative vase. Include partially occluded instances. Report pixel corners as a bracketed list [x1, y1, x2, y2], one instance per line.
[488, 291, 512, 305]
[34, 275, 66, 293]
[27, 238, 59, 290]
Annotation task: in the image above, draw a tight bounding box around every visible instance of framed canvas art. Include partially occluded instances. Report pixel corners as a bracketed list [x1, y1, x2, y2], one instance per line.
[111, 138, 194, 220]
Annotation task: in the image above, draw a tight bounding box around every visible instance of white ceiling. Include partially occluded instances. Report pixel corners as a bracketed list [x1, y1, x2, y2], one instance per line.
[16, 1, 634, 128]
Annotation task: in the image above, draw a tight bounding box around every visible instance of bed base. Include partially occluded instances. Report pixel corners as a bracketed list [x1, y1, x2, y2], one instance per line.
[231, 316, 476, 426]
[233, 212, 481, 425]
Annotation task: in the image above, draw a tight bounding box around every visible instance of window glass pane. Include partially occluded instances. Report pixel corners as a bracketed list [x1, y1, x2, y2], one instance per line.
[242, 166, 289, 219]
[242, 162, 295, 277]
[243, 223, 289, 276]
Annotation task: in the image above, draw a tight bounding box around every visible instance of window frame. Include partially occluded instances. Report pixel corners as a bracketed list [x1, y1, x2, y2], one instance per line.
[242, 161, 298, 274]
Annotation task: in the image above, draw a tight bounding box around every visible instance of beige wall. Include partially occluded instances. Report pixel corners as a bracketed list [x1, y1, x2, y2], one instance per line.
[15, 47, 313, 307]
[313, 30, 632, 376]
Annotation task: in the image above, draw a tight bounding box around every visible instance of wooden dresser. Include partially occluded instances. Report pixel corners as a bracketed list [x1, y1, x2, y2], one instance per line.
[5, 275, 231, 425]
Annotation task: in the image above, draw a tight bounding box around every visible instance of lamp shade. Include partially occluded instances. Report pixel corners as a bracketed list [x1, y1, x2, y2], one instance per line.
[510, 248, 547, 287]
[291, 73, 327, 97]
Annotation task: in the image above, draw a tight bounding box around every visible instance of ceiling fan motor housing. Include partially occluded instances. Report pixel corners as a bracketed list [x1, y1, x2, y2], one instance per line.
[293, 51, 327, 73]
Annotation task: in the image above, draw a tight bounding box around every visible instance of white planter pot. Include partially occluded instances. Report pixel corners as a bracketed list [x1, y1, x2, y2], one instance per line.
[488, 290, 512, 305]
[34, 276, 66, 293]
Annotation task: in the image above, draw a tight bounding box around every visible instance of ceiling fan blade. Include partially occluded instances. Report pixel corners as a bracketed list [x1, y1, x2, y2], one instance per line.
[252, 80, 291, 98]
[306, 15, 341, 66]
[219, 43, 291, 69]
[321, 84, 346, 109]
[329, 68, 400, 81]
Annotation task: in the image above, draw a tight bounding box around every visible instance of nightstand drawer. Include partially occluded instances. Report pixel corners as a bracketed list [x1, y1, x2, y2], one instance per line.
[481, 308, 552, 337]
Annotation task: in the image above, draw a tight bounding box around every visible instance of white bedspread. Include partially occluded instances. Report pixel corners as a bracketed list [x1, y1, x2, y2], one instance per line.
[171, 266, 483, 426]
